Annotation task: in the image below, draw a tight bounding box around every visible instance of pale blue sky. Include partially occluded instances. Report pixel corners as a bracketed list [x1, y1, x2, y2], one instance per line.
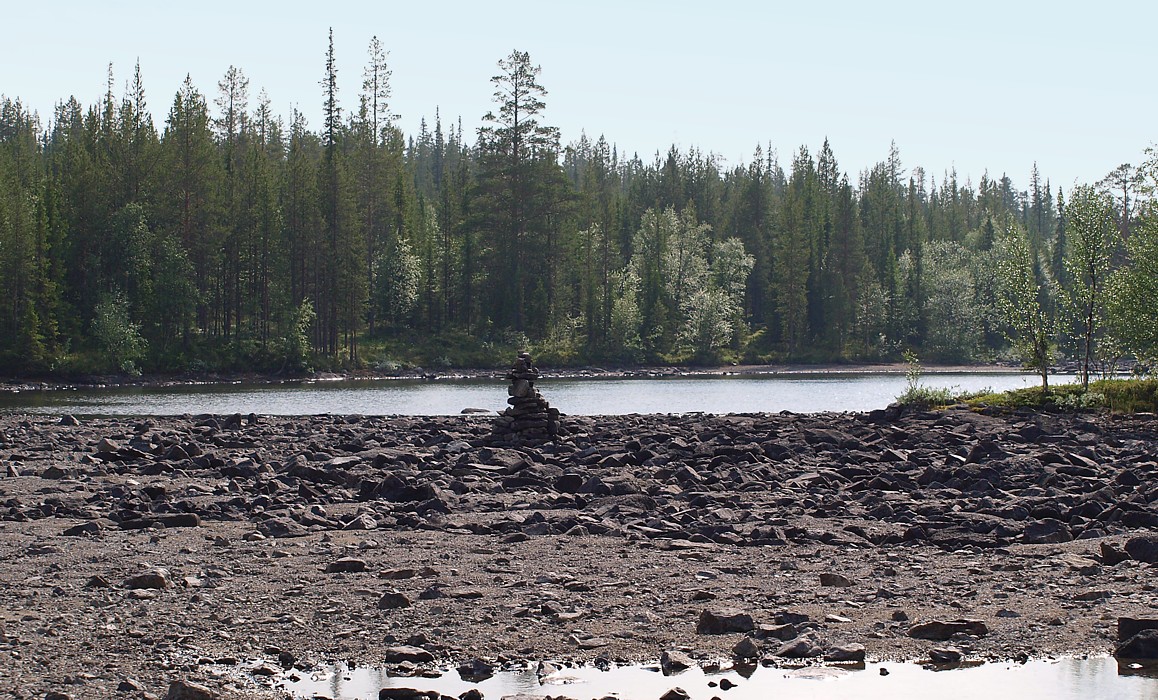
[6, 0, 1154, 190]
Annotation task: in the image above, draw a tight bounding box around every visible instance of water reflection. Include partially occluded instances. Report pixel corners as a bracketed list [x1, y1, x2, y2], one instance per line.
[0, 372, 1063, 416]
[283, 657, 1158, 700]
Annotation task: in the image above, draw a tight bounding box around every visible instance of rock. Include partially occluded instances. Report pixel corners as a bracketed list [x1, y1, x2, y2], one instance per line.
[59, 414, 80, 426]
[824, 643, 866, 662]
[775, 637, 822, 658]
[907, 619, 988, 640]
[732, 636, 761, 659]
[1022, 518, 1073, 544]
[753, 623, 797, 641]
[378, 591, 412, 609]
[124, 568, 172, 590]
[456, 658, 495, 682]
[1100, 542, 1131, 566]
[929, 647, 964, 664]
[382, 645, 435, 664]
[1118, 618, 1158, 643]
[164, 679, 222, 700]
[660, 649, 694, 674]
[1124, 534, 1158, 563]
[63, 521, 102, 536]
[659, 689, 691, 700]
[326, 557, 368, 573]
[1116, 630, 1158, 660]
[696, 608, 755, 635]
[819, 572, 855, 587]
[343, 513, 378, 530]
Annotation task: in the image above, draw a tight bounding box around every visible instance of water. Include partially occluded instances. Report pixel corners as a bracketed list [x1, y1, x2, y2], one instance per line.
[282, 657, 1158, 700]
[0, 372, 1062, 417]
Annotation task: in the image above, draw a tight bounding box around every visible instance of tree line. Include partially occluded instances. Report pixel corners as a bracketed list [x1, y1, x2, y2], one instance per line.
[1, 38, 1156, 376]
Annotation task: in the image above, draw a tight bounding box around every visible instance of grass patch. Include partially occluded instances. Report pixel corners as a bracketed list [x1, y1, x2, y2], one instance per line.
[964, 378, 1158, 414]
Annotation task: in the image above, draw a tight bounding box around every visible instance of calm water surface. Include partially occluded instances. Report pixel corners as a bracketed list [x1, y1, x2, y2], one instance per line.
[0, 373, 1067, 416]
[284, 657, 1157, 700]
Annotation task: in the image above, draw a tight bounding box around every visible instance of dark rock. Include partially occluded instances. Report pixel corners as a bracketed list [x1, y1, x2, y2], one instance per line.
[929, 647, 964, 664]
[824, 643, 867, 662]
[63, 521, 102, 536]
[696, 608, 755, 634]
[1022, 518, 1073, 544]
[907, 619, 988, 640]
[732, 636, 761, 659]
[819, 572, 855, 587]
[1115, 630, 1158, 660]
[326, 557, 368, 574]
[456, 658, 495, 682]
[1118, 618, 1158, 643]
[59, 414, 80, 426]
[659, 689, 691, 700]
[1124, 534, 1158, 563]
[378, 591, 412, 609]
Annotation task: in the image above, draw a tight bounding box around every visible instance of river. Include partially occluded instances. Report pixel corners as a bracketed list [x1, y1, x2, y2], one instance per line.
[0, 371, 1065, 416]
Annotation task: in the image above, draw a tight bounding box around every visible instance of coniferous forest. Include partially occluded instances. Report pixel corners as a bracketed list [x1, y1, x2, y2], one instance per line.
[2, 38, 1157, 378]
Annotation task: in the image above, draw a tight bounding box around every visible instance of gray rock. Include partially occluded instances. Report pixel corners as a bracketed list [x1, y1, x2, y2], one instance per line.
[124, 568, 172, 590]
[696, 608, 755, 634]
[774, 637, 822, 658]
[660, 649, 694, 674]
[754, 623, 797, 641]
[164, 679, 222, 700]
[382, 645, 435, 663]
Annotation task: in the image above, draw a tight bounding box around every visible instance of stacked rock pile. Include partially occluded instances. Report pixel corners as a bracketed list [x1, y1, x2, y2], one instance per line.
[488, 352, 561, 446]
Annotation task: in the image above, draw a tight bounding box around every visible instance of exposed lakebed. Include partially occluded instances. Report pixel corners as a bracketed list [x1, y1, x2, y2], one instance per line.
[0, 403, 1154, 699]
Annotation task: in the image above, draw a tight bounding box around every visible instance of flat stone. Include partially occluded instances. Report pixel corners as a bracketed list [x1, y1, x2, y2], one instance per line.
[907, 619, 989, 641]
[819, 572, 855, 587]
[696, 608, 755, 635]
[382, 645, 435, 664]
[326, 558, 368, 574]
[124, 568, 172, 590]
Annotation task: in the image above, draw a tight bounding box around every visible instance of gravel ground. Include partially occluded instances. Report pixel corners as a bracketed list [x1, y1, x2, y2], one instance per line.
[0, 407, 1155, 699]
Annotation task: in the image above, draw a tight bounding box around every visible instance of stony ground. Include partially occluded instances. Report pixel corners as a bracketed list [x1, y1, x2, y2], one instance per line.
[0, 405, 1156, 700]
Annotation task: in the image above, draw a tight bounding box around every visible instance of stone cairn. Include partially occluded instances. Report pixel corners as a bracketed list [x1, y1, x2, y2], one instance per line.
[489, 352, 561, 446]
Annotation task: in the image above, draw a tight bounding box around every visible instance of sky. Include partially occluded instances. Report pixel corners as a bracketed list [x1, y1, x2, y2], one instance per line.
[5, 0, 1155, 192]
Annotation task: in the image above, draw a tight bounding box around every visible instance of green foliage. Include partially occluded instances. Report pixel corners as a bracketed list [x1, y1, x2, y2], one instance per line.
[5, 48, 1158, 376]
[994, 224, 1056, 389]
[91, 291, 146, 374]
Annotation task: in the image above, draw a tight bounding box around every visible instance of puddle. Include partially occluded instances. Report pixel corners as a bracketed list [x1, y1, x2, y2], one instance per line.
[279, 656, 1158, 700]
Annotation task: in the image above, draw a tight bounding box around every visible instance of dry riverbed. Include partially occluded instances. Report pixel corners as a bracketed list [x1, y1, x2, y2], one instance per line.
[0, 406, 1155, 699]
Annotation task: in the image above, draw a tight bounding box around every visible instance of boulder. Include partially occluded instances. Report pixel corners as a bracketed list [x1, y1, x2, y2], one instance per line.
[907, 619, 989, 641]
[696, 608, 755, 635]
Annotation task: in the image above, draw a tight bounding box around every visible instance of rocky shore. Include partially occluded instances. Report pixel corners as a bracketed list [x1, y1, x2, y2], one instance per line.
[0, 405, 1156, 699]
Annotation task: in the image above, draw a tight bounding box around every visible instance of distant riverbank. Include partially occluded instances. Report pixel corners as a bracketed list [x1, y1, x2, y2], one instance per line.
[0, 361, 1028, 394]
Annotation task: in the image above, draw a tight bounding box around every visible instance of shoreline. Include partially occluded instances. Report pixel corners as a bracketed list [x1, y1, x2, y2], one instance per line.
[0, 361, 1031, 394]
